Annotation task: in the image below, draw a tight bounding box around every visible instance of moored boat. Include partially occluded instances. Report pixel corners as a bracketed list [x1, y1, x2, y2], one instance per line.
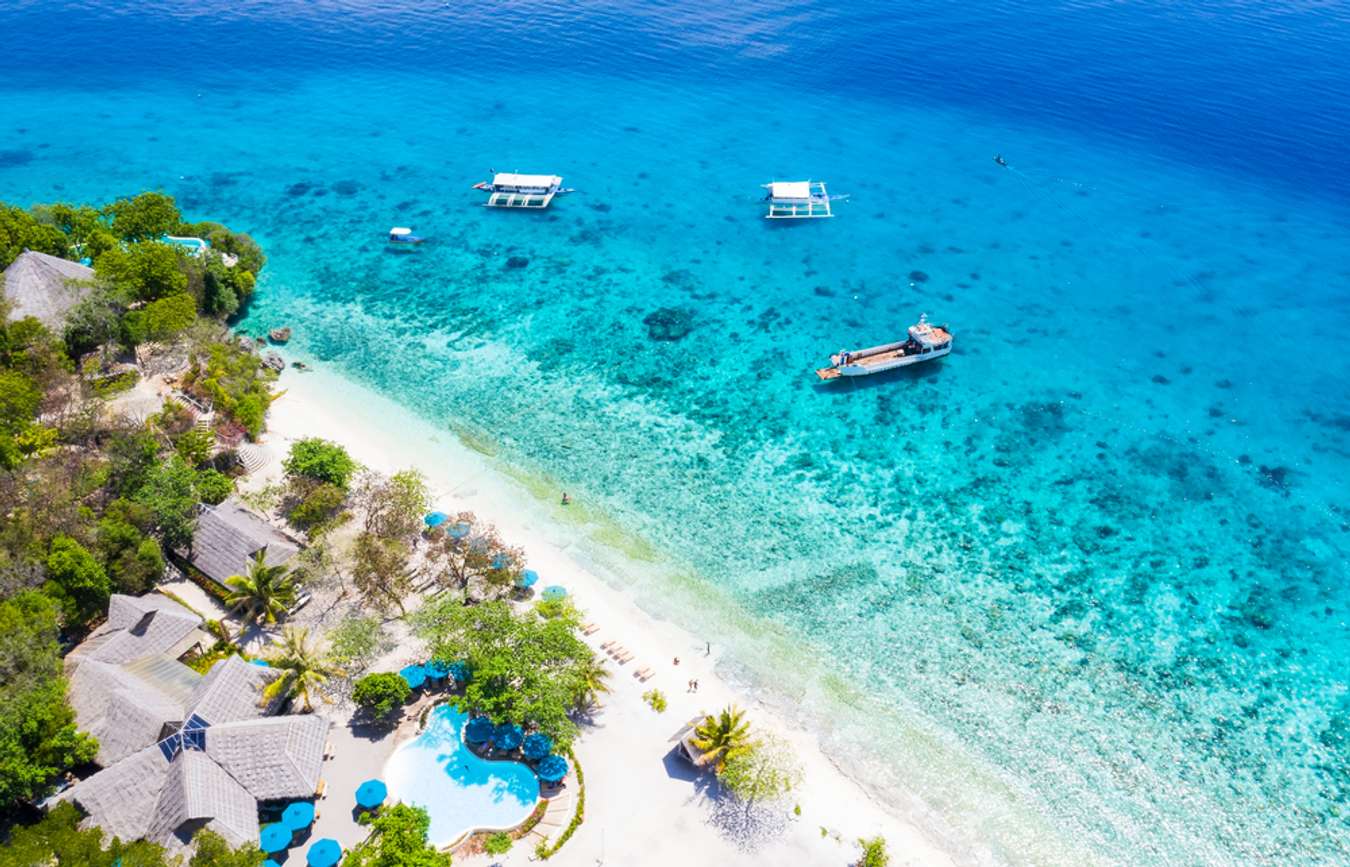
[388, 226, 425, 244]
[473, 172, 573, 209]
[815, 313, 952, 380]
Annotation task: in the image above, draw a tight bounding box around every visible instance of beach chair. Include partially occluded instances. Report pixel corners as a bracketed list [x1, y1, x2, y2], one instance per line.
[635, 666, 654, 681]
[314, 779, 327, 799]
[601, 639, 617, 650]
[582, 622, 600, 636]
[616, 651, 635, 665]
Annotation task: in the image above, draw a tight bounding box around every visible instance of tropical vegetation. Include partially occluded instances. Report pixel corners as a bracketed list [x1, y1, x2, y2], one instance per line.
[343, 803, 451, 867]
[353, 671, 412, 718]
[262, 626, 341, 712]
[223, 548, 298, 626]
[690, 705, 755, 773]
[857, 835, 891, 867]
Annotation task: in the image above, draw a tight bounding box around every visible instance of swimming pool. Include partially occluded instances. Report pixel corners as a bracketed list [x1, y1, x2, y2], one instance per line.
[383, 704, 539, 846]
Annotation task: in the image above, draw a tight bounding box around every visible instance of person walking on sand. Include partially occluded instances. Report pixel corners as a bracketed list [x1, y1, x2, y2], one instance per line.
[705, 641, 710, 656]
[561, 492, 571, 505]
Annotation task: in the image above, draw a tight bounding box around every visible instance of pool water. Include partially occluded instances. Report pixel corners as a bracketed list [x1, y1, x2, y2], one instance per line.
[383, 704, 539, 846]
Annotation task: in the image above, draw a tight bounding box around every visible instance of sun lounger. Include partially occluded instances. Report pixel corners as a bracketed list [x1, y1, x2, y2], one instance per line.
[606, 644, 625, 657]
[582, 623, 600, 636]
[314, 779, 327, 799]
[635, 666, 654, 680]
[601, 639, 617, 650]
[616, 651, 635, 664]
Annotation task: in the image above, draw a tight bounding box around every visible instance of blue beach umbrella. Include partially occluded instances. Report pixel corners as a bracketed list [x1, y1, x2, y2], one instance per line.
[464, 716, 494, 744]
[424, 511, 448, 528]
[522, 732, 553, 761]
[355, 778, 387, 809]
[448, 522, 471, 540]
[491, 553, 508, 570]
[263, 861, 281, 867]
[259, 823, 292, 853]
[250, 658, 271, 667]
[542, 585, 567, 601]
[536, 754, 569, 783]
[424, 658, 450, 680]
[516, 569, 539, 589]
[447, 660, 470, 682]
[306, 838, 342, 867]
[281, 800, 315, 831]
[493, 723, 524, 751]
[399, 664, 426, 689]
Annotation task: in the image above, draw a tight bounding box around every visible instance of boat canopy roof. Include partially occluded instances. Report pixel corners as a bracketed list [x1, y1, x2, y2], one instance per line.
[492, 172, 561, 189]
[769, 181, 813, 199]
[908, 315, 951, 347]
[389, 227, 413, 235]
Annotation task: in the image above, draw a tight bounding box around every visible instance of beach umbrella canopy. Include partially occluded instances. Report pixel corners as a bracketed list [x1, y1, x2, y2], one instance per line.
[464, 716, 494, 744]
[250, 658, 271, 667]
[516, 569, 539, 589]
[541, 585, 567, 601]
[355, 778, 387, 809]
[263, 861, 281, 867]
[306, 838, 342, 867]
[448, 522, 471, 540]
[259, 823, 292, 853]
[522, 732, 553, 761]
[492, 723, 524, 751]
[399, 664, 426, 689]
[447, 660, 470, 682]
[424, 658, 450, 679]
[281, 800, 315, 831]
[424, 511, 449, 528]
[536, 754, 569, 783]
[491, 553, 508, 570]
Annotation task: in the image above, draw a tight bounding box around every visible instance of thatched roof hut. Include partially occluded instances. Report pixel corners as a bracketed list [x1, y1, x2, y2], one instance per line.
[2, 250, 95, 328]
[185, 499, 301, 587]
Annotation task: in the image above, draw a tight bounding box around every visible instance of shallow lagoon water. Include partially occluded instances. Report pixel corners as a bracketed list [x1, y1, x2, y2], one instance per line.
[3, 2, 1350, 863]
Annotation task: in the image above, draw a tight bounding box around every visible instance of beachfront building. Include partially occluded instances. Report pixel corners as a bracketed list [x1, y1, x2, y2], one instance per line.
[183, 497, 302, 589]
[62, 594, 329, 854]
[2, 250, 96, 327]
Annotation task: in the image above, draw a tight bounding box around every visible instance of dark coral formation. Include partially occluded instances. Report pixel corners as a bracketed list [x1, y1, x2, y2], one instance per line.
[642, 306, 694, 341]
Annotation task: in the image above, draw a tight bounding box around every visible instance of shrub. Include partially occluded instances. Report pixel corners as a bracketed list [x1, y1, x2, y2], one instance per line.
[642, 689, 667, 713]
[484, 832, 512, 855]
[857, 835, 890, 867]
[44, 535, 111, 626]
[141, 292, 197, 340]
[287, 481, 346, 531]
[105, 191, 182, 242]
[181, 342, 276, 439]
[195, 468, 234, 505]
[284, 438, 357, 489]
[352, 672, 412, 718]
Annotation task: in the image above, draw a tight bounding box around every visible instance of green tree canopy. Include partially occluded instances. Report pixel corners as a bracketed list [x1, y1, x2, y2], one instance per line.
[413, 599, 596, 747]
[691, 705, 754, 774]
[284, 437, 358, 489]
[224, 548, 297, 627]
[0, 802, 170, 867]
[95, 241, 188, 303]
[187, 828, 267, 866]
[105, 192, 181, 243]
[344, 803, 450, 867]
[326, 615, 386, 671]
[0, 592, 98, 813]
[44, 534, 111, 626]
[0, 204, 70, 268]
[131, 453, 199, 549]
[262, 626, 340, 712]
[352, 672, 412, 718]
[857, 835, 890, 867]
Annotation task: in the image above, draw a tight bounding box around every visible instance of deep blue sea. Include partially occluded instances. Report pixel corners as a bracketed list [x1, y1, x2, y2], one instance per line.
[4, 1, 1349, 863]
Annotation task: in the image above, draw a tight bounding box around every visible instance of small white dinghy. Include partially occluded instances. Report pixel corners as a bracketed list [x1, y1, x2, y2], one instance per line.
[816, 313, 953, 380]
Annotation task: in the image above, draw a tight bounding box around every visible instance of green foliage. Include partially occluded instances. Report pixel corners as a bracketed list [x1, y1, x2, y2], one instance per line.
[287, 480, 347, 531]
[857, 835, 890, 867]
[0, 204, 70, 267]
[63, 288, 126, 357]
[44, 534, 111, 626]
[0, 593, 98, 813]
[352, 672, 412, 718]
[183, 641, 238, 675]
[175, 425, 215, 467]
[691, 705, 754, 773]
[141, 291, 198, 340]
[0, 802, 170, 867]
[132, 453, 199, 549]
[642, 688, 668, 713]
[483, 831, 512, 855]
[413, 600, 598, 747]
[357, 468, 429, 540]
[424, 512, 524, 601]
[718, 733, 802, 808]
[0, 368, 44, 470]
[284, 437, 358, 489]
[327, 615, 386, 670]
[344, 803, 451, 867]
[105, 191, 181, 243]
[90, 368, 139, 397]
[224, 549, 297, 626]
[95, 241, 188, 303]
[96, 500, 165, 594]
[350, 531, 411, 613]
[188, 828, 267, 866]
[195, 468, 234, 505]
[181, 342, 275, 438]
[262, 626, 340, 712]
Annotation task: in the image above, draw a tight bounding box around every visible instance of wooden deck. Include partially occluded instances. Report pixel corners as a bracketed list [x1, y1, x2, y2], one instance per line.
[815, 367, 841, 381]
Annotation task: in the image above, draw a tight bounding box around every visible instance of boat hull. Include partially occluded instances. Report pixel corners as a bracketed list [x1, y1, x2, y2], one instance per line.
[839, 344, 950, 376]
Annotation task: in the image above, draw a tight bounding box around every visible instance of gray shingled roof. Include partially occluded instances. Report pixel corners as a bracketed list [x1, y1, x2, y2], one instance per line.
[206, 716, 329, 801]
[189, 654, 281, 723]
[69, 594, 206, 669]
[188, 499, 301, 586]
[2, 250, 95, 328]
[68, 657, 196, 765]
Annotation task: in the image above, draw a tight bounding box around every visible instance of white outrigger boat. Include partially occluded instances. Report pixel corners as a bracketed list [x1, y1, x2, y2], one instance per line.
[387, 226, 425, 245]
[763, 180, 847, 219]
[815, 314, 953, 380]
[473, 172, 574, 209]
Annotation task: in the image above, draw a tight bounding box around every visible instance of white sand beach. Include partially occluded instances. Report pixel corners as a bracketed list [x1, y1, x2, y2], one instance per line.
[260, 361, 958, 867]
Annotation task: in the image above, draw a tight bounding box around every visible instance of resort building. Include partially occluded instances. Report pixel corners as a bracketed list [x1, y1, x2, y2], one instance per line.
[63, 593, 329, 854]
[184, 498, 302, 588]
[1, 250, 96, 328]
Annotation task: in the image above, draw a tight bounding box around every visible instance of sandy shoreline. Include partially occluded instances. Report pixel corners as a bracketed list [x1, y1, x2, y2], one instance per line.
[261, 359, 959, 867]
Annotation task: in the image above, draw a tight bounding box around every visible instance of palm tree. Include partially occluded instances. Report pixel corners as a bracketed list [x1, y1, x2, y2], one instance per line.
[572, 654, 611, 712]
[262, 626, 342, 712]
[223, 548, 297, 626]
[691, 705, 754, 773]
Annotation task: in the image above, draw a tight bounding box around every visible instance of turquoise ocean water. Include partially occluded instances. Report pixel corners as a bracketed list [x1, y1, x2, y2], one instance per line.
[3, 2, 1349, 863]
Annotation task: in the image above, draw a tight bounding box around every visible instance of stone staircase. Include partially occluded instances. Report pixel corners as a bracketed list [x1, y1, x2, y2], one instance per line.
[236, 442, 271, 475]
[524, 774, 576, 850]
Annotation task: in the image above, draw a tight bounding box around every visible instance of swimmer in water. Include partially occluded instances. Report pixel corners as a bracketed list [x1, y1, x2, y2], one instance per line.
[994, 154, 1009, 167]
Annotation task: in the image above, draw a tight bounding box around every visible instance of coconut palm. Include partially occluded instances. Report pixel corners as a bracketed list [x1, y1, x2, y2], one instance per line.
[572, 654, 611, 711]
[223, 548, 297, 626]
[691, 705, 755, 773]
[262, 626, 342, 712]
